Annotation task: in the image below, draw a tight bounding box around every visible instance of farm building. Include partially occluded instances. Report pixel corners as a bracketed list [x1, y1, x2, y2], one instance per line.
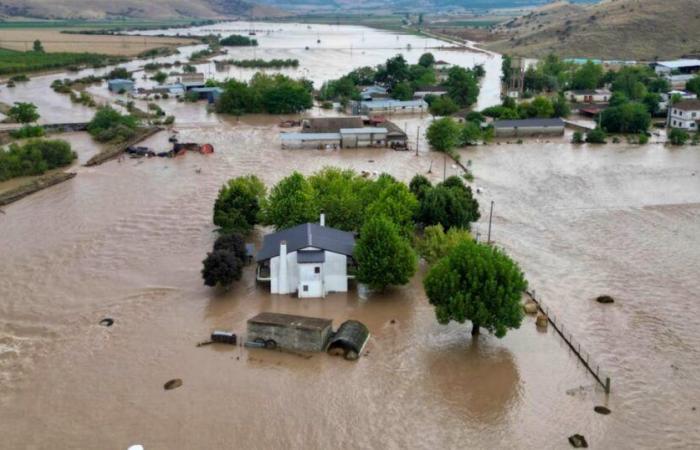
[282, 116, 407, 149]
[413, 86, 448, 99]
[302, 116, 363, 133]
[340, 127, 387, 148]
[247, 312, 333, 352]
[493, 118, 565, 137]
[652, 60, 700, 86]
[280, 132, 342, 149]
[566, 89, 611, 104]
[360, 85, 389, 101]
[255, 215, 356, 298]
[351, 99, 427, 115]
[659, 90, 697, 112]
[107, 79, 134, 93]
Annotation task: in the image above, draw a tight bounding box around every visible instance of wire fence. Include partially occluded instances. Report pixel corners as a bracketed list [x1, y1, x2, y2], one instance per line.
[527, 289, 611, 394]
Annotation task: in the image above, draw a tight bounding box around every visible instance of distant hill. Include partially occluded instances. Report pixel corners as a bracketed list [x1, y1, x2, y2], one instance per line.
[250, 0, 593, 13]
[0, 0, 284, 20]
[485, 0, 700, 60]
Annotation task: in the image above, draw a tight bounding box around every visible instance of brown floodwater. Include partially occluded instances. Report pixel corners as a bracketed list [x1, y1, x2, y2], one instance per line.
[1, 21, 700, 450]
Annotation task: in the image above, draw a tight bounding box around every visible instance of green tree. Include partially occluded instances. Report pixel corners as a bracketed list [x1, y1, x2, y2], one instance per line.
[355, 215, 417, 291]
[424, 240, 527, 337]
[418, 52, 435, 68]
[409, 174, 432, 201]
[309, 167, 367, 231]
[8, 102, 39, 124]
[460, 121, 482, 146]
[263, 172, 319, 229]
[150, 71, 168, 84]
[105, 67, 130, 80]
[213, 175, 266, 234]
[87, 106, 138, 143]
[429, 96, 459, 117]
[426, 117, 462, 153]
[552, 93, 571, 118]
[525, 96, 555, 118]
[572, 131, 584, 144]
[501, 54, 513, 85]
[365, 182, 419, 238]
[391, 81, 414, 100]
[601, 102, 651, 133]
[201, 250, 243, 287]
[417, 176, 480, 230]
[33, 40, 44, 53]
[642, 93, 662, 116]
[686, 76, 700, 96]
[417, 224, 472, 264]
[445, 66, 480, 107]
[571, 60, 603, 90]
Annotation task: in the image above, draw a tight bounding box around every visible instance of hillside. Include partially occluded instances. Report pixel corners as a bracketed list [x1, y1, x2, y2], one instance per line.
[484, 0, 700, 60]
[0, 0, 283, 20]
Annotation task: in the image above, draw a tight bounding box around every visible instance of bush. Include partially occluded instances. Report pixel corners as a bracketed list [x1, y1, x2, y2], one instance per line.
[201, 250, 243, 287]
[572, 131, 584, 144]
[417, 224, 472, 264]
[219, 35, 258, 46]
[105, 67, 130, 80]
[429, 96, 459, 117]
[9, 125, 45, 139]
[586, 128, 607, 144]
[0, 139, 76, 181]
[87, 106, 139, 143]
[668, 128, 690, 146]
[638, 133, 649, 145]
[426, 117, 462, 153]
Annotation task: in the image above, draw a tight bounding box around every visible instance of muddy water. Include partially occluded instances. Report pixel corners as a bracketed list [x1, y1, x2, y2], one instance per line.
[1, 21, 699, 450]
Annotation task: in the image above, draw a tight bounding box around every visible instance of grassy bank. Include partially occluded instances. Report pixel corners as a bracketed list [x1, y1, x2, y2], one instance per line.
[0, 48, 126, 75]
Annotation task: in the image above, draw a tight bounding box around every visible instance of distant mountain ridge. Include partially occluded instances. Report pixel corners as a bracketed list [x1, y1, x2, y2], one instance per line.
[485, 0, 700, 60]
[0, 0, 284, 20]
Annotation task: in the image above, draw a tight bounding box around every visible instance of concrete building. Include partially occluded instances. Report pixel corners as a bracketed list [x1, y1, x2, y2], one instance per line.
[493, 118, 565, 137]
[255, 216, 356, 298]
[247, 312, 333, 352]
[340, 127, 387, 148]
[652, 60, 700, 86]
[413, 86, 448, 99]
[107, 79, 134, 93]
[660, 90, 698, 112]
[280, 132, 342, 149]
[566, 89, 611, 104]
[668, 99, 700, 130]
[302, 117, 363, 133]
[283, 116, 406, 149]
[352, 99, 427, 115]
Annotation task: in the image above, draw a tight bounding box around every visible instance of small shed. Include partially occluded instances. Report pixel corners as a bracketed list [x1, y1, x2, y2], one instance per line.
[247, 312, 333, 352]
[327, 320, 370, 360]
[107, 79, 134, 93]
[493, 118, 565, 137]
[190, 87, 224, 103]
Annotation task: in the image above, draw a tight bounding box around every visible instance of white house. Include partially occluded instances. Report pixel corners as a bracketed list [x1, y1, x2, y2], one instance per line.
[565, 89, 611, 104]
[668, 99, 700, 130]
[255, 216, 356, 298]
[659, 90, 697, 112]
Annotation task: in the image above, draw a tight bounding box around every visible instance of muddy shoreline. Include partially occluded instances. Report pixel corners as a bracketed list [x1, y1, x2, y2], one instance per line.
[0, 171, 76, 206]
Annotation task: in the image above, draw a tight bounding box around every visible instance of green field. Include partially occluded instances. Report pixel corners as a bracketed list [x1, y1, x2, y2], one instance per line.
[0, 19, 210, 30]
[0, 48, 124, 75]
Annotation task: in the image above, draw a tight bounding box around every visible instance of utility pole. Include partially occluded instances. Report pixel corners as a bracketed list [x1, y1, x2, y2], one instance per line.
[487, 201, 494, 244]
[415, 126, 420, 156]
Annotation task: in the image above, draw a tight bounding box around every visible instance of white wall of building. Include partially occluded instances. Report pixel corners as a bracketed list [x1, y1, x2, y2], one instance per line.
[269, 247, 348, 297]
[669, 108, 700, 130]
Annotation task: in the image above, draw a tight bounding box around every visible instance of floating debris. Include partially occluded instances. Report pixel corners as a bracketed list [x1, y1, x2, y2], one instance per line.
[568, 434, 588, 448]
[536, 312, 549, 328]
[164, 378, 182, 390]
[596, 295, 615, 304]
[594, 406, 611, 415]
[99, 318, 114, 327]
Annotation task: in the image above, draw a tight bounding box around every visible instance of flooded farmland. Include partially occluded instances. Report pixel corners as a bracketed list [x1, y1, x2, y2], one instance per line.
[1, 21, 700, 450]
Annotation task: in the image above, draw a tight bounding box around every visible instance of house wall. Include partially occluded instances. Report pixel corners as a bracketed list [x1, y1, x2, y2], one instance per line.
[247, 322, 332, 352]
[269, 248, 348, 296]
[669, 108, 700, 130]
[282, 139, 340, 150]
[494, 126, 565, 137]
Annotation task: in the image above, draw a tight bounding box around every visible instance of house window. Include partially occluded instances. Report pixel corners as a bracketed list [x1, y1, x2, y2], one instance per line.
[314, 267, 320, 274]
[303, 285, 309, 292]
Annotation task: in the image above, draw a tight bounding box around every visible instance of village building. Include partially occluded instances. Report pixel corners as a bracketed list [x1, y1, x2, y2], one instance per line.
[107, 79, 134, 93]
[493, 118, 565, 137]
[668, 99, 700, 130]
[652, 60, 700, 86]
[255, 216, 355, 298]
[351, 99, 427, 115]
[360, 85, 389, 101]
[302, 117, 363, 133]
[659, 90, 698, 111]
[281, 116, 407, 149]
[413, 85, 448, 99]
[565, 88, 611, 104]
[190, 87, 224, 103]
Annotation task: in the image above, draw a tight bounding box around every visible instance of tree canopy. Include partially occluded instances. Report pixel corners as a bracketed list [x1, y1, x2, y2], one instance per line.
[213, 175, 266, 234]
[426, 117, 462, 153]
[424, 240, 527, 338]
[416, 176, 480, 230]
[8, 102, 39, 124]
[262, 171, 319, 230]
[355, 215, 417, 291]
[417, 224, 472, 264]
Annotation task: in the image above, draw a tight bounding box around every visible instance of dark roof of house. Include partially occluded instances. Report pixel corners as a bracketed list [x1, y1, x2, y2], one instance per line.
[494, 118, 565, 128]
[256, 223, 355, 262]
[302, 117, 364, 133]
[248, 312, 332, 331]
[674, 99, 700, 111]
[297, 250, 325, 263]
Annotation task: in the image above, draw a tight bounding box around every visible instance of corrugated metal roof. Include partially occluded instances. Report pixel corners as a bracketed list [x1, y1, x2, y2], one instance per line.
[297, 250, 325, 263]
[256, 223, 355, 262]
[191, 87, 224, 93]
[656, 59, 700, 69]
[362, 99, 427, 108]
[494, 118, 565, 128]
[280, 133, 341, 141]
[107, 79, 133, 85]
[340, 127, 388, 134]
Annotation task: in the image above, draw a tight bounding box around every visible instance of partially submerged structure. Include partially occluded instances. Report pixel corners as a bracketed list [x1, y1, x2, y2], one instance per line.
[668, 99, 700, 130]
[413, 85, 448, 99]
[652, 59, 700, 86]
[281, 116, 407, 150]
[255, 215, 355, 298]
[493, 118, 565, 137]
[107, 79, 134, 93]
[327, 320, 370, 361]
[351, 99, 427, 115]
[566, 89, 611, 104]
[247, 312, 333, 352]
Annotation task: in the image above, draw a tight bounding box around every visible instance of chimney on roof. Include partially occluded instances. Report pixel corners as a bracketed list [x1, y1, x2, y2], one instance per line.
[320, 213, 325, 227]
[278, 240, 288, 295]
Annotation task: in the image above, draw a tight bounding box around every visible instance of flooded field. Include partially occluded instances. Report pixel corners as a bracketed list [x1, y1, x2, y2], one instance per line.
[1, 21, 700, 450]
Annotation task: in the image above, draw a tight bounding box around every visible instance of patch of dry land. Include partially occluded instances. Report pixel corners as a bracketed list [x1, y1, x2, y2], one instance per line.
[485, 0, 700, 60]
[0, 28, 197, 56]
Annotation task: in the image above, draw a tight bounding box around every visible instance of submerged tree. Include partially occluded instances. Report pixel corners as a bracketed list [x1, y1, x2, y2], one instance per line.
[201, 250, 243, 288]
[213, 175, 266, 234]
[262, 171, 318, 229]
[424, 240, 527, 338]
